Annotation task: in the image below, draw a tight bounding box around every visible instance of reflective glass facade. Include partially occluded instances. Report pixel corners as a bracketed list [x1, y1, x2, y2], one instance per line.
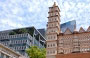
[61, 20, 76, 33]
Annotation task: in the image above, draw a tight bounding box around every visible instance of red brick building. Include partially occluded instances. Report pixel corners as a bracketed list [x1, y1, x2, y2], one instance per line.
[46, 2, 90, 58]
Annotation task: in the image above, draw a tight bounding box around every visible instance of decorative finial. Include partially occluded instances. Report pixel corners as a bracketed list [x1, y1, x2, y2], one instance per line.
[53, 2, 56, 6]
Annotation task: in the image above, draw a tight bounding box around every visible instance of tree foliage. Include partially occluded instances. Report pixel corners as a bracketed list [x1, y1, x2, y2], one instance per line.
[9, 28, 28, 35]
[18, 28, 28, 34]
[9, 31, 16, 35]
[26, 46, 46, 58]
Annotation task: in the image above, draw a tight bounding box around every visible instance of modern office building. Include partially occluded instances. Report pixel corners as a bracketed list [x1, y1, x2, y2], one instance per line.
[38, 29, 46, 37]
[0, 43, 21, 58]
[60, 20, 76, 33]
[46, 2, 90, 58]
[0, 26, 46, 57]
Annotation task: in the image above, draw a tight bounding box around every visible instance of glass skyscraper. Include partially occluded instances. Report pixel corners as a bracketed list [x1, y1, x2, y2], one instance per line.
[61, 20, 76, 33]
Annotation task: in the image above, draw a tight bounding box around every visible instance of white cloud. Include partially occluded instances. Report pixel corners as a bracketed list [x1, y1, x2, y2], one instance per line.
[0, 0, 90, 31]
[12, 7, 19, 15]
[0, 19, 24, 30]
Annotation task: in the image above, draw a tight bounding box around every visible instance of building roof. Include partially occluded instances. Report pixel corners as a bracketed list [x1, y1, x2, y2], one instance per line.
[79, 27, 85, 33]
[87, 26, 90, 32]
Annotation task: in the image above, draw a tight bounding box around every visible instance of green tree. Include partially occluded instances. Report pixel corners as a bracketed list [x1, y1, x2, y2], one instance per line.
[26, 46, 46, 58]
[19, 28, 28, 34]
[9, 31, 16, 35]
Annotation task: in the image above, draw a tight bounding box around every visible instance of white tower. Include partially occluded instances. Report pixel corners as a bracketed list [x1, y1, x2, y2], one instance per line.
[46, 2, 61, 58]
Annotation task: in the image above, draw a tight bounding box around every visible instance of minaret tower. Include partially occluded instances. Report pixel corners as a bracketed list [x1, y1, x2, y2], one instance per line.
[46, 2, 61, 58]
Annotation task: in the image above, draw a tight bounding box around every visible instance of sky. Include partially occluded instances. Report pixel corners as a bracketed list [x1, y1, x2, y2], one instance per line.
[0, 0, 90, 31]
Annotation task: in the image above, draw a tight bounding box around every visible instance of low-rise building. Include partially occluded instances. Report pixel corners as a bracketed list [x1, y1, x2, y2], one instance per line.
[0, 43, 21, 58]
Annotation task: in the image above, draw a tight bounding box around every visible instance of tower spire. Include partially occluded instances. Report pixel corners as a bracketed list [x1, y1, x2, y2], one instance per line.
[53, 2, 57, 6]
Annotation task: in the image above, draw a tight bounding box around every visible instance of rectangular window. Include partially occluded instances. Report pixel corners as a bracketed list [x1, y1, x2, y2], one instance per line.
[1, 53, 4, 58]
[6, 55, 9, 58]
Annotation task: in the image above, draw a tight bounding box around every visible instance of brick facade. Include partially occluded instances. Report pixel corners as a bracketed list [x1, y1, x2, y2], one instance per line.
[56, 53, 90, 58]
[46, 2, 90, 58]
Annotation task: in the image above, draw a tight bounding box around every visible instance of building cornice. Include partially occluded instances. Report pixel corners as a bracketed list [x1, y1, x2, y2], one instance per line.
[58, 31, 90, 36]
